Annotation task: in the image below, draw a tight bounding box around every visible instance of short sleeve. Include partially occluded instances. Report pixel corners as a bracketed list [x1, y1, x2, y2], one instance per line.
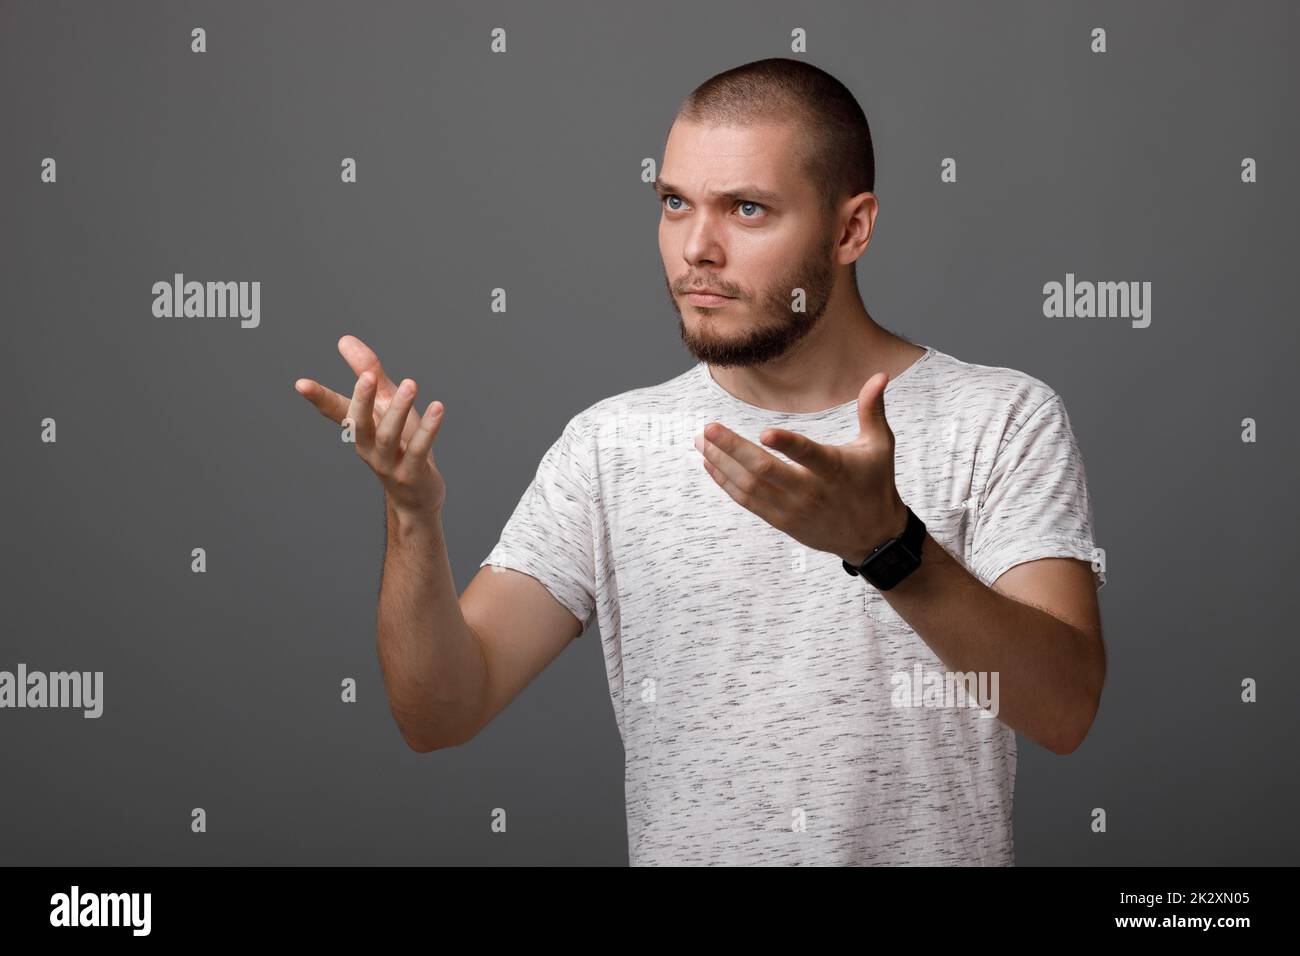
[969, 392, 1104, 590]
[479, 414, 597, 631]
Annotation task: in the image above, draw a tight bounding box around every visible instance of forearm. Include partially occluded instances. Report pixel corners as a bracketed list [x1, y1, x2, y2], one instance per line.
[377, 498, 488, 751]
[879, 533, 1104, 754]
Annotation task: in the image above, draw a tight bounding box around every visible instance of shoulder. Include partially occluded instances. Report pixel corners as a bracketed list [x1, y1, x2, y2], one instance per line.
[919, 347, 1066, 444]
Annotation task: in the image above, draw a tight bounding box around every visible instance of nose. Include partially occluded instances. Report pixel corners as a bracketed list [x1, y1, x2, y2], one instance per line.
[680, 210, 726, 270]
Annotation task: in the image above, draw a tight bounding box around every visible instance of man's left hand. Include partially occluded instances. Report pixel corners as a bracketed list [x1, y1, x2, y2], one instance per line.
[694, 372, 909, 566]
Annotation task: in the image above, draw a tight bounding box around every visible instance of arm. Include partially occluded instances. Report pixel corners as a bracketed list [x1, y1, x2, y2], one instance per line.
[296, 334, 583, 754]
[872, 525, 1105, 754]
[693, 371, 1106, 756]
[377, 503, 482, 752]
[378, 501, 581, 752]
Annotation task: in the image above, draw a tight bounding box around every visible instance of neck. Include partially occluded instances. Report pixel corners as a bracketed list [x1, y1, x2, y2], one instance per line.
[707, 296, 922, 414]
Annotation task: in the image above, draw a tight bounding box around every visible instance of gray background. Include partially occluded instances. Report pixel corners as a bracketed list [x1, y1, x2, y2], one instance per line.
[2, 0, 1296, 865]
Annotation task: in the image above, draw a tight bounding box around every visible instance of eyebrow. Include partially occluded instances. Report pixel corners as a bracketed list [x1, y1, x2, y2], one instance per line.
[652, 178, 783, 208]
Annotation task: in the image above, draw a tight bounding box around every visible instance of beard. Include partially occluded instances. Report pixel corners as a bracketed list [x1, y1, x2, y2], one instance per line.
[667, 237, 835, 368]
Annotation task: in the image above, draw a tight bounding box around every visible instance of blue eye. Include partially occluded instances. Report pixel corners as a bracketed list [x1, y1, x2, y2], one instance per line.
[661, 195, 766, 219]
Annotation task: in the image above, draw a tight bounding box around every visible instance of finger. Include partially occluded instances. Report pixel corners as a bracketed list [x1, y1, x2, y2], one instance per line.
[375, 379, 417, 466]
[403, 401, 445, 462]
[338, 334, 396, 398]
[396, 401, 445, 476]
[700, 456, 782, 528]
[345, 371, 378, 451]
[857, 372, 890, 437]
[696, 430, 785, 506]
[759, 427, 840, 476]
[699, 422, 806, 491]
[294, 378, 351, 424]
[397, 396, 429, 446]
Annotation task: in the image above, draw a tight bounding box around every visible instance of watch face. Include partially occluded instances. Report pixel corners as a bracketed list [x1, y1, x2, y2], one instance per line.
[864, 540, 918, 587]
[869, 543, 907, 576]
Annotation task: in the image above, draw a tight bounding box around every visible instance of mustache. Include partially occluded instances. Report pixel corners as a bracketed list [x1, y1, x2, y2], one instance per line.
[676, 281, 740, 297]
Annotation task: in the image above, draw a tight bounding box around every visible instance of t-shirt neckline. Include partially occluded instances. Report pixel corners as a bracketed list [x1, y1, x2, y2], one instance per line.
[695, 344, 936, 421]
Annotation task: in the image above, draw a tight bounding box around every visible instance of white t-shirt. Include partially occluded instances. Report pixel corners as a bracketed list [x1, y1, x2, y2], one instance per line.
[481, 344, 1101, 865]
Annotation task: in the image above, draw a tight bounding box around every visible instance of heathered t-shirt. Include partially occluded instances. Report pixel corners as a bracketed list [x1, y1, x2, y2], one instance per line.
[480, 344, 1101, 866]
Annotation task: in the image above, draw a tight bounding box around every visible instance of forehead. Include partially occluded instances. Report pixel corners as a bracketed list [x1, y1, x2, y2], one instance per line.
[661, 119, 811, 200]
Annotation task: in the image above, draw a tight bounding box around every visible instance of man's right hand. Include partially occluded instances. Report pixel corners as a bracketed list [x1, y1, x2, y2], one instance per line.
[296, 337, 583, 754]
[294, 334, 447, 516]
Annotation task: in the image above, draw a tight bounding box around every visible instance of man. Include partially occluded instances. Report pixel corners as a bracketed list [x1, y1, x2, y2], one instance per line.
[294, 57, 1105, 866]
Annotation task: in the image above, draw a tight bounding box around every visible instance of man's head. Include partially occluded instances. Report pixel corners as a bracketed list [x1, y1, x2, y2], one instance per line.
[657, 58, 877, 367]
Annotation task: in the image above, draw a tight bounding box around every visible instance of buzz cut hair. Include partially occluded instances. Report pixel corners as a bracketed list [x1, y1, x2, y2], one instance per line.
[676, 57, 876, 223]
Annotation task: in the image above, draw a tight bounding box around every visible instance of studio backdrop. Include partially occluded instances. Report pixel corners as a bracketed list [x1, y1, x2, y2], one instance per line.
[2, 0, 1296, 865]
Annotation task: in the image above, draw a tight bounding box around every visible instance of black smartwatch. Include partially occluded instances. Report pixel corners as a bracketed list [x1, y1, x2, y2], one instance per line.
[842, 506, 926, 590]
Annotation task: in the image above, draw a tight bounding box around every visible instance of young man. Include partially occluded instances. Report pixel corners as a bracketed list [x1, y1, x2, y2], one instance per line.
[295, 58, 1105, 866]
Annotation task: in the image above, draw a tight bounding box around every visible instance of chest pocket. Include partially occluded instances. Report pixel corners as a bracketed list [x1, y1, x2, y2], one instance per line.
[861, 502, 973, 630]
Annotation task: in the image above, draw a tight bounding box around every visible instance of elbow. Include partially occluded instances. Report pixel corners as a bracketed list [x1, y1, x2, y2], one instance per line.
[391, 656, 493, 753]
[401, 725, 471, 753]
[1047, 725, 1087, 756]
[1047, 690, 1102, 756]
[399, 713, 482, 753]
[1049, 628, 1106, 755]
[403, 732, 442, 754]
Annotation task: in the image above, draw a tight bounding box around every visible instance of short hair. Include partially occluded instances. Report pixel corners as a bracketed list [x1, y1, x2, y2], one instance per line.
[676, 57, 876, 221]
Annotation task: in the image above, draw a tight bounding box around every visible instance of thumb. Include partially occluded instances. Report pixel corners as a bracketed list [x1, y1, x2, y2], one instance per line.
[338, 334, 394, 392]
[856, 372, 890, 439]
